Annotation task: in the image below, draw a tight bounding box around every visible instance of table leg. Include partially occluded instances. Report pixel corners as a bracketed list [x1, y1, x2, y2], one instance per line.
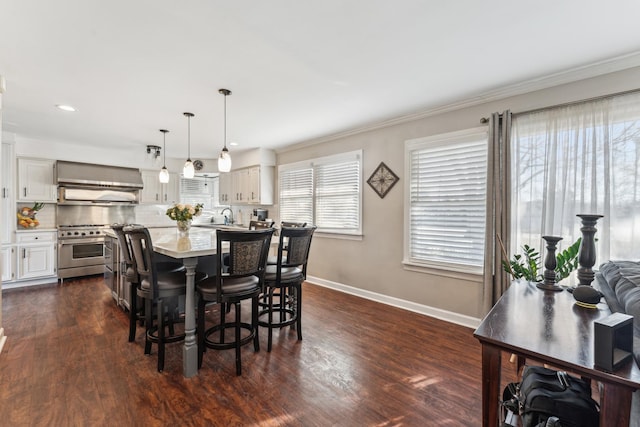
[481, 344, 501, 427]
[600, 382, 632, 427]
[182, 257, 198, 377]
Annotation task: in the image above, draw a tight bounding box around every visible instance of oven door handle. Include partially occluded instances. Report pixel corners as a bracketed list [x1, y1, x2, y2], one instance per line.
[59, 238, 106, 245]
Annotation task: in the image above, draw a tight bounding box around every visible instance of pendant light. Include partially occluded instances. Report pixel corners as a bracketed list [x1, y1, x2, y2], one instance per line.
[218, 89, 232, 173]
[183, 112, 195, 179]
[158, 129, 170, 183]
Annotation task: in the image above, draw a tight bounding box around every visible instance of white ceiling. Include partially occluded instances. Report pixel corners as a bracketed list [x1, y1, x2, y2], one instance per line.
[2, 0, 640, 160]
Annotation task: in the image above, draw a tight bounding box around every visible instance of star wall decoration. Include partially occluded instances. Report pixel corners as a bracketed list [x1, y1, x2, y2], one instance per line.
[367, 162, 399, 199]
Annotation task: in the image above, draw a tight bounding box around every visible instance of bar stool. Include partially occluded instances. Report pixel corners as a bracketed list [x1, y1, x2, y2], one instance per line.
[259, 226, 316, 352]
[124, 225, 206, 372]
[111, 224, 184, 343]
[267, 221, 307, 265]
[196, 228, 274, 375]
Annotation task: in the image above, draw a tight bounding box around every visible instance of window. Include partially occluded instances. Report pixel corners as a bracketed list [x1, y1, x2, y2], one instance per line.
[180, 175, 226, 210]
[511, 91, 640, 265]
[279, 150, 362, 235]
[404, 128, 488, 273]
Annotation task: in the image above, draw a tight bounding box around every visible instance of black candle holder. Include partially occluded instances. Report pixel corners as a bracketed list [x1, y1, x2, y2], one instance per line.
[536, 235, 564, 292]
[576, 214, 603, 287]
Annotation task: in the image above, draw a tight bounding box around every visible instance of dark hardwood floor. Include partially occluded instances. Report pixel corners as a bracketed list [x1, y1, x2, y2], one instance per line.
[0, 277, 517, 426]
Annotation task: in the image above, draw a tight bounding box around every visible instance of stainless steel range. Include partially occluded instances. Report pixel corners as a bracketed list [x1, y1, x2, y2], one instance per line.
[54, 160, 142, 281]
[57, 224, 111, 280]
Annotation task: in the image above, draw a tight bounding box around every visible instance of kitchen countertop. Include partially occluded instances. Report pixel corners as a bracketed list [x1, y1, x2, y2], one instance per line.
[16, 228, 57, 233]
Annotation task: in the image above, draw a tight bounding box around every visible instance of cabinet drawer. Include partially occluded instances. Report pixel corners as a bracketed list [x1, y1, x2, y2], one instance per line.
[16, 232, 56, 244]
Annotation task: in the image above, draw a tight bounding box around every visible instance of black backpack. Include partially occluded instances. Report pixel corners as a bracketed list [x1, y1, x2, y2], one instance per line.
[502, 365, 600, 427]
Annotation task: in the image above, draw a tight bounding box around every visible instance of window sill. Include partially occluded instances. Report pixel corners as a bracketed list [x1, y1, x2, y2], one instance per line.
[402, 260, 483, 282]
[316, 231, 363, 241]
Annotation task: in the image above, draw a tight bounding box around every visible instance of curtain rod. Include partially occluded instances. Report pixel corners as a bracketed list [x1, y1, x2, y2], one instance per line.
[480, 86, 640, 123]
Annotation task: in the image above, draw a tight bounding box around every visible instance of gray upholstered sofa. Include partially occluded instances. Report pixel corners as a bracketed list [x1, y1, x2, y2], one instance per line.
[596, 260, 640, 426]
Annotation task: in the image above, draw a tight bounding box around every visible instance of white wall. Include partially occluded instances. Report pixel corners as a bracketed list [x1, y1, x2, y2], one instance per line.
[277, 66, 640, 322]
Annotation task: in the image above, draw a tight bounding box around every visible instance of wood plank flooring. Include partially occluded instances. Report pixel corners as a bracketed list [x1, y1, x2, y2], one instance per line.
[0, 276, 517, 426]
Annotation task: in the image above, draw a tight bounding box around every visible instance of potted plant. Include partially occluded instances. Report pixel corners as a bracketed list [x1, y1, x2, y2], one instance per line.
[500, 236, 582, 283]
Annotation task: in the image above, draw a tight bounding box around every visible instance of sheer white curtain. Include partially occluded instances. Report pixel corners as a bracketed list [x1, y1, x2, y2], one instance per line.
[511, 91, 640, 276]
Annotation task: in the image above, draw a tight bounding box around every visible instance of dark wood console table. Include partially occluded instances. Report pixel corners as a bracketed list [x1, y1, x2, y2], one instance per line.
[474, 280, 640, 427]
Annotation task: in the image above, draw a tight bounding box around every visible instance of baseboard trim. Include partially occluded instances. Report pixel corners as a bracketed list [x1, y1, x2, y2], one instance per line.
[0, 328, 7, 355]
[306, 276, 482, 329]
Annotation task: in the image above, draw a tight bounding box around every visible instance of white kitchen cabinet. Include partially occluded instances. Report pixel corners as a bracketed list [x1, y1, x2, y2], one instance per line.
[17, 158, 57, 202]
[1, 245, 15, 282]
[232, 168, 250, 204]
[1, 142, 15, 244]
[218, 166, 274, 205]
[141, 170, 179, 204]
[163, 173, 179, 204]
[218, 172, 232, 204]
[16, 231, 56, 280]
[247, 165, 274, 205]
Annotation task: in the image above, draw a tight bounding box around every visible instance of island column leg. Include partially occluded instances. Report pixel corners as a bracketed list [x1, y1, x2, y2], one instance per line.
[182, 257, 198, 377]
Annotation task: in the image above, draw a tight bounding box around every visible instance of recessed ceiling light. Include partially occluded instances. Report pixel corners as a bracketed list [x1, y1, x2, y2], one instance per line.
[56, 104, 76, 112]
[230, 141, 239, 146]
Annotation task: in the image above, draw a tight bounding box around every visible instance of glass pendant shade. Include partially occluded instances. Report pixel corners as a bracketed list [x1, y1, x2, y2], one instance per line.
[183, 112, 195, 179]
[183, 159, 195, 179]
[159, 166, 170, 183]
[218, 88, 232, 173]
[218, 148, 231, 172]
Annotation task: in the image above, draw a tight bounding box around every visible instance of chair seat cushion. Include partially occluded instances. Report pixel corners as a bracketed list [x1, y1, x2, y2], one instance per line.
[140, 271, 206, 292]
[197, 275, 260, 301]
[265, 265, 303, 283]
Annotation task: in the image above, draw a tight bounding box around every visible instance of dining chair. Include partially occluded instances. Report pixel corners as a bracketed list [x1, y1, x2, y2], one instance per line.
[259, 226, 316, 352]
[196, 228, 274, 375]
[124, 225, 206, 372]
[111, 224, 185, 343]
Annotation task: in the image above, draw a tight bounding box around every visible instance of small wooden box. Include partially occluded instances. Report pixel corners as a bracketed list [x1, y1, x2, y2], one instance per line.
[594, 312, 633, 372]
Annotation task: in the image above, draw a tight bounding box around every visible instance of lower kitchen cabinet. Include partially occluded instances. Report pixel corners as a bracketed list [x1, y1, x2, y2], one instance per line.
[1, 245, 15, 282]
[10, 230, 57, 282]
[18, 244, 55, 279]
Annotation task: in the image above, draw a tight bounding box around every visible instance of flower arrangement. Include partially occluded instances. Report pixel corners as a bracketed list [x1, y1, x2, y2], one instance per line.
[166, 203, 204, 222]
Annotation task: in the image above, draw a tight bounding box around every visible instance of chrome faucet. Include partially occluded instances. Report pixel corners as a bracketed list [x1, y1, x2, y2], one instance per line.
[220, 207, 234, 225]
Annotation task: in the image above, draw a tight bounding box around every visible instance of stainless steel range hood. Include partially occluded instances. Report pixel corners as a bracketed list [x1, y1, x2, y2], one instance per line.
[56, 160, 143, 189]
[56, 161, 143, 205]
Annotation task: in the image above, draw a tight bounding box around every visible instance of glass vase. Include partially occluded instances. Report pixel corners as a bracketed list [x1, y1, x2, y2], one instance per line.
[176, 219, 192, 235]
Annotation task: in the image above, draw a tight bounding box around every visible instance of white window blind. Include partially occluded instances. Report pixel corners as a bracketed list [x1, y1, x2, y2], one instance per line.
[279, 168, 314, 226]
[279, 150, 362, 234]
[180, 176, 222, 210]
[406, 129, 488, 271]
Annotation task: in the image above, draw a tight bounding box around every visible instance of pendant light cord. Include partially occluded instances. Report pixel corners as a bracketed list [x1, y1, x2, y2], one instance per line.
[187, 114, 191, 160]
[223, 94, 227, 150]
[162, 131, 167, 167]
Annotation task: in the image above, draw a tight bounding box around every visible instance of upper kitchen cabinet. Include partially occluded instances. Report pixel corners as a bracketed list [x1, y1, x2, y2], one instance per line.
[218, 171, 231, 204]
[141, 170, 179, 204]
[219, 166, 274, 205]
[17, 158, 57, 202]
[247, 165, 274, 205]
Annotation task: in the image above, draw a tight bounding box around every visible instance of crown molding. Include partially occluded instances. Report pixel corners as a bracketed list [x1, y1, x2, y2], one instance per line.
[278, 51, 640, 154]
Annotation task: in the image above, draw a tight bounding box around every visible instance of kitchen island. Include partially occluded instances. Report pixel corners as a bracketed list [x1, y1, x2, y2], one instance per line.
[138, 226, 222, 378]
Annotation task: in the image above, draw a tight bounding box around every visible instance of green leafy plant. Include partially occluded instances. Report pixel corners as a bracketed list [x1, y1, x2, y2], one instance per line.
[500, 237, 582, 283]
